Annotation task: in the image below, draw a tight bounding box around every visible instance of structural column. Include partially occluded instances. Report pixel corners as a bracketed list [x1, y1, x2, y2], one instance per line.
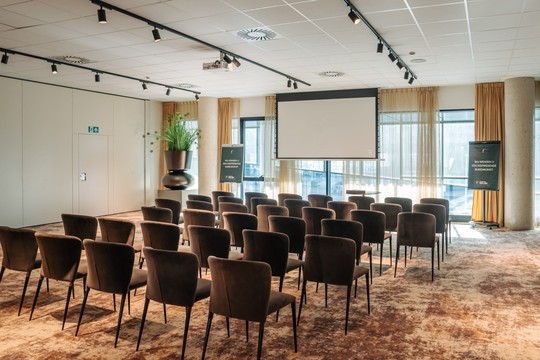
[197, 97, 219, 196]
[504, 77, 535, 230]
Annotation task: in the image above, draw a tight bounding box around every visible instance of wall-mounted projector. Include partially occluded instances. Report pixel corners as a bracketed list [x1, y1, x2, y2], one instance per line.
[202, 60, 229, 71]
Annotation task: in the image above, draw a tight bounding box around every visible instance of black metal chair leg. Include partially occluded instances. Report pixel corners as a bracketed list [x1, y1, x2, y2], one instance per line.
[345, 285, 351, 335]
[114, 293, 127, 348]
[394, 246, 400, 277]
[291, 301, 298, 352]
[29, 276, 43, 320]
[257, 321, 265, 360]
[181, 306, 192, 360]
[245, 321, 249, 342]
[61, 284, 73, 330]
[297, 280, 307, 325]
[404, 246, 408, 267]
[365, 273, 370, 314]
[163, 303, 167, 323]
[201, 312, 214, 360]
[19, 273, 31, 316]
[379, 243, 383, 275]
[136, 298, 150, 351]
[75, 287, 90, 336]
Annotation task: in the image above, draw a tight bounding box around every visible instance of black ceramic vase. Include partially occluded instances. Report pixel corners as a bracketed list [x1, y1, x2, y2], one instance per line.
[162, 150, 194, 190]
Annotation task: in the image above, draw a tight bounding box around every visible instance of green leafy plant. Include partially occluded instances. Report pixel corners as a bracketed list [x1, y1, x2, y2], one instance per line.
[159, 112, 200, 151]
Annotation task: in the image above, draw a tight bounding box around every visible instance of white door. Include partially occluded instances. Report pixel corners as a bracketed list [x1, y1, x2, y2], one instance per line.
[78, 134, 109, 216]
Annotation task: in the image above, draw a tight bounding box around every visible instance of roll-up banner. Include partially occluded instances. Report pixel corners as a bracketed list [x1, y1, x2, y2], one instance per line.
[220, 144, 244, 183]
[467, 141, 500, 191]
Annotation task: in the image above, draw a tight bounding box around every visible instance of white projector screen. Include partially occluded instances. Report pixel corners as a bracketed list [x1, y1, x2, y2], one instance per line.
[276, 88, 378, 159]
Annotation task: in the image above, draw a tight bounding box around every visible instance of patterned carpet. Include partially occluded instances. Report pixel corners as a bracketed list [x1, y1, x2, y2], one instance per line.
[0, 212, 539, 359]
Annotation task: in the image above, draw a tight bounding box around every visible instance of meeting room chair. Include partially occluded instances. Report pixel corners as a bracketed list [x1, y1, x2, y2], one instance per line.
[421, 197, 451, 250]
[139, 221, 182, 269]
[277, 193, 302, 206]
[245, 192, 268, 213]
[141, 206, 173, 223]
[181, 209, 216, 245]
[370, 203, 402, 233]
[256, 205, 289, 231]
[187, 194, 212, 203]
[384, 196, 413, 213]
[307, 194, 333, 208]
[218, 202, 248, 228]
[302, 207, 336, 235]
[155, 198, 182, 225]
[222, 212, 258, 251]
[348, 196, 375, 210]
[284, 199, 311, 218]
[413, 203, 447, 261]
[61, 213, 98, 241]
[250, 197, 278, 216]
[186, 199, 214, 212]
[211, 191, 234, 212]
[327, 201, 357, 220]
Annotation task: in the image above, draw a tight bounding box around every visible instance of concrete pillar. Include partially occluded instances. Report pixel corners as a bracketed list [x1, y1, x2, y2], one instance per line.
[197, 97, 218, 196]
[504, 77, 535, 230]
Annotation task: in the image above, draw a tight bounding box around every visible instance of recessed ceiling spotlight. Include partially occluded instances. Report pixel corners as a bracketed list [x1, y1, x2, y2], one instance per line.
[235, 27, 278, 41]
[319, 71, 345, 78]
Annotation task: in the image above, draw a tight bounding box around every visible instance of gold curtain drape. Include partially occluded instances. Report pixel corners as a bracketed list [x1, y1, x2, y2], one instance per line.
[471, 83, 505, 225]
[217, 98, 239, 192]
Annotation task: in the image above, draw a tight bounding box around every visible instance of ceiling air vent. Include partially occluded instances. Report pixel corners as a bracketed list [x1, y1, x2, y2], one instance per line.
[51, 55, 92, 64]
[235, 27, 278, 41]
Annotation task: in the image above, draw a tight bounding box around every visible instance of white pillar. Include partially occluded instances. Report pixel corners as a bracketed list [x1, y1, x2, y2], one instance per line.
[504, 77, 535, 230]
[197, 97, 218, 196]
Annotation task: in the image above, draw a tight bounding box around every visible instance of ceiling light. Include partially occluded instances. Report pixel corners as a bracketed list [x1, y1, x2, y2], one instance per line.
[166, 88, 171, 96]
[404, 71, 409, 80]
[142, 83, 148, 91]
[195, 94, 199, 101]
[408, 77, 414, 85]
[222, 53, 232, 64]
[287, 79, 292, 88]
[94, 73, 100, 82]
[1, 53, 8, 64]
[97, 7, 107, 24]
[348, 8, 360, 25]
[388, 52, 396, 62]
[377, 41, 383, 54]
[51, 64, 58, 74]
[293, 81, 298, 90]
[232, 57, 241, 67]
[396, 61, 404, 70]
[152, 27, 161, 42]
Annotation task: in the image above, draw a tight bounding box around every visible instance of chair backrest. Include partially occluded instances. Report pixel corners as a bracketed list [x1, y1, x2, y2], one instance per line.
[222, 212, 258, 248]
[307, 194, 333, 208]
[0, 226, 38, 272]
[384, 197, 413, 213]
[370, 203, 402, 232]
[245, 192, 268, 213]
[35, 232, 82, 282]
[218, 196, 243, 205]
[61, 213, 97, 241]
[277, 193, 302, 206]
[347, 196, 375, 210]
[208, 256, 271, 322]
[321, 219, 363, 261]
[268, 215, 306, 257]
[256, 205, 289, 231]
[396, 212, 436, 248]
[350, 210, 386, 245]
[413, 203, 446, 234]
[140, 221, 180, 251]
[284, 199, 312, 218]
[155, 198, 182, 224]
[141, 206, 173, 223]
[250, 197, 278, 215]
[211, 191, 234, 212]
[187, 194, 212, 203]
[182, 209, 216, 242]
[243, 230, 289, 277]
[144, 247, 200, 306]
[304, 235, 355, 286]
[327, 201, 357, 220]
[83, 239, 135, 294]
[302, 207, 336, 235]
[218, 202, 248, 228]
[186, 200, 214, 212]
[188, 225, 231, 269]
[420, 198, 450, 224]
[97, 218, 135, 246]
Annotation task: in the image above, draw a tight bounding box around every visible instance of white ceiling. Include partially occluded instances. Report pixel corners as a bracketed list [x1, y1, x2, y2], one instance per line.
[1, 0, 539, 101]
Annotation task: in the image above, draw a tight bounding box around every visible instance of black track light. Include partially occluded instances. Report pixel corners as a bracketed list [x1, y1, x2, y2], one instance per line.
[51, 63, 58, 74]
[222, 53, 232, 64]
[232, 57, 241, 67]
[97, 7, 107, 24]
[293, 81, 298, 90]
[377, 41, 383, 54]
[166, 88, 171, 96]
[152, 27, 161, 42]
[94, 73, 100, 82]
[287, 79, 292, 88]
[408, 77, 414, 85]
[1, 53, 8, 64]
[142, 83, 147, 91]
[396, 61, 404, 70]
[195, 94, 199, 101]
[388, 52, 396, 62]
[404, 71, 409, 80]
[348, 8, 360, 25]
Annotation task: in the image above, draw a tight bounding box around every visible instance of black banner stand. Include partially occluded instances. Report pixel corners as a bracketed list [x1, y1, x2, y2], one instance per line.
[472, 190, 499, 229]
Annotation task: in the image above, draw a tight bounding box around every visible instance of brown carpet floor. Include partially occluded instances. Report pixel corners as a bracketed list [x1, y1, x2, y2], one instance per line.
[0, 212, 539, 359]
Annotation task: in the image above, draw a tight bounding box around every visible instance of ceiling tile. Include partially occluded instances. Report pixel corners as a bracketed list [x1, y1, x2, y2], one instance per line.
[246, 5, 309, 25]
[412, 3, 467, 23]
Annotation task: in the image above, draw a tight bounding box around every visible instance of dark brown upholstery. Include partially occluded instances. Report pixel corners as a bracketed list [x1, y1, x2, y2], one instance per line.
[421, 197, 451, 253]
[218, 196, 243, 205]
[307, 194, 333, 208]
[187, 194, 212, 203]
[284, 199, 312, 218]
[61, 213, 97, 241]
[302, 207, 336, 235]
[218, 202, 248, 228]
[278, 193, 302, 206]
[186, 200, 214, 212]
[385, 197, 413, 213]
[413, 203, 447, 261]
[351, 210, 393, 276]
[0, 226, 40, 316]
[181, 209, 216, 244]
[76, 240, 147, 347]
[141, 206, 173, 223]
[139, 221, 181, 268]
[327, 201, 357, 220]
[348, 196, 375, 210]
[256, 205, 289, 232]
[298, 235, 370, 334]
[155, 198, 182, 225]
[250, 197, 278, 215]
[245, 192, 268, 213]
[202, 256, 297, 360]
[30, 233, 87, 330]
[394, 212, 439, 281]
[98, 218, 136, 246]
[222, 212, 258, 249]
[211, 191, 234, 212]
[137, 248, 211, 358]
[370, 203, 402, 232]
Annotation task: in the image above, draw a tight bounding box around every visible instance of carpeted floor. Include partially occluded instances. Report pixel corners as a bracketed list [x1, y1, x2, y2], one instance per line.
[0, 212, 539, 359]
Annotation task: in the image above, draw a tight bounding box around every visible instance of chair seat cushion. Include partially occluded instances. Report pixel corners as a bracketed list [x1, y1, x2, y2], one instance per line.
[267, 290, 295, 315]
[194, 278, 211, 302]
[133, 241, 143, 252]
[129, 268, 148, 290]
[353, 265, 369, 280]
[228, 252, 243, 261]
[360, 244, 372, 256]
[286, 258, 304, 272]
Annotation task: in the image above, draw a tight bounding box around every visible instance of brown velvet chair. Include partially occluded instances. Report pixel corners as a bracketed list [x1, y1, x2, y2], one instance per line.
[29, 233, 87, 330]
[188, 225, 242, 277]
[211, 191, 234, 212]
[61, 213, 98, 241]
[245, 192, 268, 213]
[76, 240, 148, 347]
[348, 196, 375, 210]
[218, 195, 243, 205]
[222, 212, 258, 250]
[98, 217, 141, 266]
[218, 202, 248, 228]
[202, 256, 297, 360]
[321, 219, 373, 283]
[307, 194, 333, 208]
[327, 201, 357, 220]
[284, 199, 311, 218]
[351, 210, 393, 276]
[278, 193, 302, 206]
[250, 197, 278, 216]
[298, 235, 370, 335]
[394, 212, 439, 282]
[141, 206, 173, 223]
[139, 221, 182, 269]
[187, 194, 212, 203]
[370, 203, 402, 232]
[136, 247, 211, 359]
[256, 205, 289, 231]
[181, 209, 216, 245]
[302, 207, 335, 235]
[385, 196, 413, 213]
[155, 198, 182, 225]
[0, 226, 41, 316]
[413, 203, 447, 261]
[421, 197, 451, 251]
[186, 199, 214, 212]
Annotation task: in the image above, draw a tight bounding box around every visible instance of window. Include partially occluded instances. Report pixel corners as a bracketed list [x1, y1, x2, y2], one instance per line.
[240, 117, 265, 193]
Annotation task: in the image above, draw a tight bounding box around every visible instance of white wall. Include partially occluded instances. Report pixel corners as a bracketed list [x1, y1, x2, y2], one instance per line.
[144, 101, 163, 205]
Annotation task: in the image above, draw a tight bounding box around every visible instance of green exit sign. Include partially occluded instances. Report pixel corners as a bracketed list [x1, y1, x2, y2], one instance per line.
[88, 126, 99, 134]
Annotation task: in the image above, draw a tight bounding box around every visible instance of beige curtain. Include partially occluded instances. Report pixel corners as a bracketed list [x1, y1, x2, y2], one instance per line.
[416, 87, 439, 197]
[217, 98, 240, 192]
[471, 83, 505, 225]
[536, 81, 540, 105]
